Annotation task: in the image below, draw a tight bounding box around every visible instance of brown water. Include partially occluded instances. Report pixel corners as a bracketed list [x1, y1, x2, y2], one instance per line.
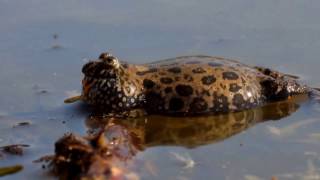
[1, 1, 320, 179]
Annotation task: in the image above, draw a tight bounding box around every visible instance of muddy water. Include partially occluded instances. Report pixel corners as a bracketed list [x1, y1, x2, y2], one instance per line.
[1, 1, 320, 179]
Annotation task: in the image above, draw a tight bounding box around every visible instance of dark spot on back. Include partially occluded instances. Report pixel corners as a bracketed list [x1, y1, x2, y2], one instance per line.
[212, 93, 229, 113]
[201, 75, 216, 85]
[122, 63, 128, 69]
[168, 67, 181, 74]
[136, 68, 158, 76]
[208, 62, 222, 67]
[260, 79, 288, 101]
[169, 98, 184, 111]
[160, 77, 173, 84]
[232, 94, 246, 109]
[175, 77, 181, 81]
[192, 67, 206, 73]
[175, 85, 193, 96]
[229, 83, 242, 92]
[222, 71, 239, 80]
[190, 98, 208, 112]
[145, 92, 165, 113]
[164, 87, 173, 94]
[143, 79, 155, 89]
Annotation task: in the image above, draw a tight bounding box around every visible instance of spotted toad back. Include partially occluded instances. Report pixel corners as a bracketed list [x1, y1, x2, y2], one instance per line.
[136, 56, 265, 114]
[72, 53, 309, 116]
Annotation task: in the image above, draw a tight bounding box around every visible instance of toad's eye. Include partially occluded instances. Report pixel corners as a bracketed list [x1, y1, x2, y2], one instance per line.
[99, 52, 120, 69]
[99, 52, 113, 61]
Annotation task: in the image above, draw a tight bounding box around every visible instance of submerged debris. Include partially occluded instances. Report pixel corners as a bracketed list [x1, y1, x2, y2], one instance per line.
[0, 144, 29, 156]
[38, 123, 140, 180]
[51, 33, 63, 50]
[12, 121, 31, 128]
[32, 84, 50, 94]
[0, 165, 23, 177]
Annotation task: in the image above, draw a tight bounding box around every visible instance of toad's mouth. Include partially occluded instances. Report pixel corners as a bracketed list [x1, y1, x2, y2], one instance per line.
[63, 76, 97, 104]
[82, 76, 93, 98]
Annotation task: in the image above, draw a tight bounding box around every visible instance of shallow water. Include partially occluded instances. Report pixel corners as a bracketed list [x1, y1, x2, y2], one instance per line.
[1, 0, 320, 179]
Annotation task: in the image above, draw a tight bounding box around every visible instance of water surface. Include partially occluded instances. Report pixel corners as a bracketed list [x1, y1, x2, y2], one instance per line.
[1, 1, 320, 179]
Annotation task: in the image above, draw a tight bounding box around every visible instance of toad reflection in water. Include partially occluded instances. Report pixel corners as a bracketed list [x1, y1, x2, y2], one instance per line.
[85, 95, 306, 148]
[44, 95, 307, 180]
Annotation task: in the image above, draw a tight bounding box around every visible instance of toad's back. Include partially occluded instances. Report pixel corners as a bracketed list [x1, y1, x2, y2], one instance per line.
[130, 56, 266, 115]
